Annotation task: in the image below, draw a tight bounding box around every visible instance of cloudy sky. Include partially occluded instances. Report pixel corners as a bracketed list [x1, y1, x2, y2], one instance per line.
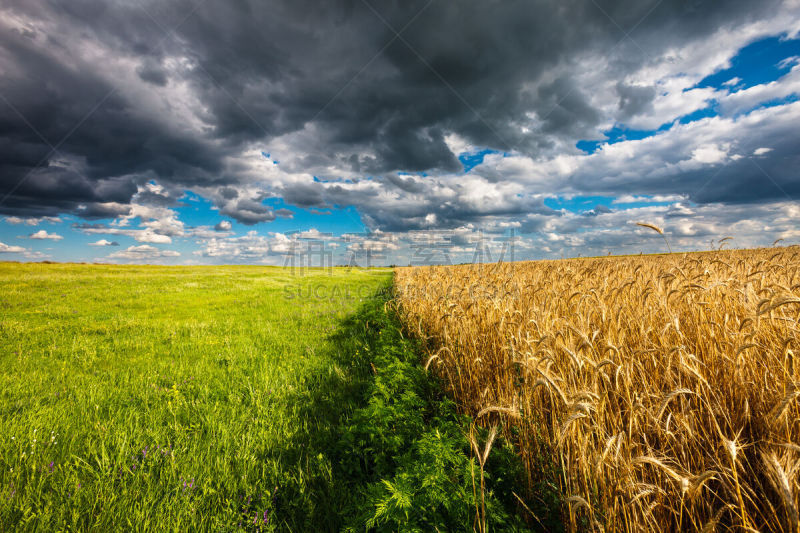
[1, 0, 799, 265]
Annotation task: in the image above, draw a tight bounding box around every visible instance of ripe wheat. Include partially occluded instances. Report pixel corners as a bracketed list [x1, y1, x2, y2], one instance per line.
[395, 248, 800, 532]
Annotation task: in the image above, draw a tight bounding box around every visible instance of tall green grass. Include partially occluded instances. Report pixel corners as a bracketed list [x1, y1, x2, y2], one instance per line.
[0, 263, 389, 530]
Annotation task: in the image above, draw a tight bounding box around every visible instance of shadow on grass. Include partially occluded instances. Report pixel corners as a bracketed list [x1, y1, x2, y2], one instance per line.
[266, 291, 384, 531]
[265, 284, 562, 532]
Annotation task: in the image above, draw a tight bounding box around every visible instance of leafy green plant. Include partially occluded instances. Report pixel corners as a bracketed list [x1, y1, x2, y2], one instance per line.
[332, 297, 536, 532]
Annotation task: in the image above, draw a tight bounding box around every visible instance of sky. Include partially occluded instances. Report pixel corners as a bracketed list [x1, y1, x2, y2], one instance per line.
[0, 0, 799, 266]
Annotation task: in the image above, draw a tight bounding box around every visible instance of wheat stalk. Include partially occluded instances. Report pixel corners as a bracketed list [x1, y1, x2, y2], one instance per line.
[636, 221, 673, 253]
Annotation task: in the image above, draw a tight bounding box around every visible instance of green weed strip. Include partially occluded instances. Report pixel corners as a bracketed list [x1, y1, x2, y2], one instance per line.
[328, 289, 536, 532]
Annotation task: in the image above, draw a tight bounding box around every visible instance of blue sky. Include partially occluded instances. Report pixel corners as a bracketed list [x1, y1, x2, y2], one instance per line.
[1, 2, 799, 265]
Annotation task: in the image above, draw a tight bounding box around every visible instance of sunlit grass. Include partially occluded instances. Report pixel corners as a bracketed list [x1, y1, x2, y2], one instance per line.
[0, 263, 390, 530]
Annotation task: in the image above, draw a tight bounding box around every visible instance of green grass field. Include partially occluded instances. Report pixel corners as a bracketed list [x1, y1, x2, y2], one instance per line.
[0, 263, 392, 530]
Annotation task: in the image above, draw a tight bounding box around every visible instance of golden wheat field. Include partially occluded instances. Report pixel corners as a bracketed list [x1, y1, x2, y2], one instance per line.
[395, 247, 800, 532]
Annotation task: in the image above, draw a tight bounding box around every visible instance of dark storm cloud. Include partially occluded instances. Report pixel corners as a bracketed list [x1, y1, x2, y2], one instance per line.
[135, 182, 185, 207]
[218, 187, 238, 200]
[383, 174, 428, 194]
[616, 82, 656, 120]
[136, 59, 169, 87]
[535, 76, 602, 138]
[0, 0, 225, 218]
[280, 182, 326, 208]
[0, 0, 791, 226]
[218, 197, 276, 224]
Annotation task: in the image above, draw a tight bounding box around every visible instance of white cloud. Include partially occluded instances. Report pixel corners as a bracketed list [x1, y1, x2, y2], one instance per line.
[77, 196, 185, 244]
[628, 86, 716, 131]
[0, 242, 26, 253]
[88, 239, 118, 246]
[188, 225, 233, 239]
[135, 231, 173, 244]
[294, 228, 329, 240]
[113, 203, 184, 238]
[691, 144, 729, 164]
[195, 231, 277, 260]
[718, 62, 800, 116]
[753, 147, 773, 155]
[444, 133, 474, 156]
[22, 250, 51, 260]
[5, 216, 62, 226]
[29, 230, 63, 240]
[613, 194, 686, 204]
[345, 237, 400, 254]
[80, 226, 173, 243]
[106, 245, 181, 262]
